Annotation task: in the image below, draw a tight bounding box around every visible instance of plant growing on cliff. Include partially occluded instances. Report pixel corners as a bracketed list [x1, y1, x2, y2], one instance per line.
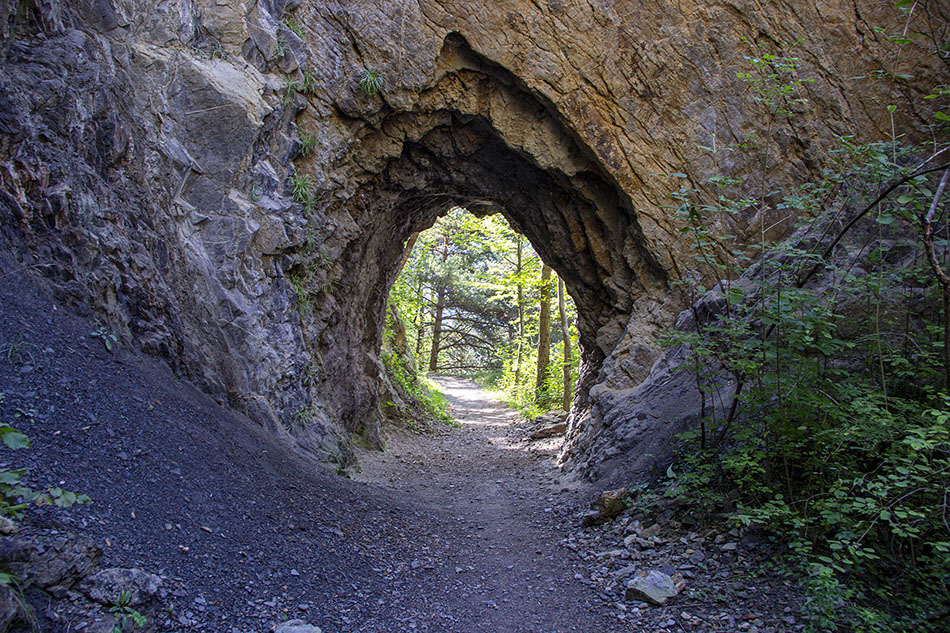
[289, 169, 318, 211]
[300, 69, 320, 96]
[280, 77, 300, 105]
[357, 69, 384, 96]
[281, 15, 305, 39]
[91, 326, 118, 352]
[298, 131, 319, 158]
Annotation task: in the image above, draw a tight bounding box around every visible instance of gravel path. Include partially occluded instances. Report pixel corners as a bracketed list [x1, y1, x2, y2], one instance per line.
[0, 262, 626, 633]
[354, 375, 621, 633]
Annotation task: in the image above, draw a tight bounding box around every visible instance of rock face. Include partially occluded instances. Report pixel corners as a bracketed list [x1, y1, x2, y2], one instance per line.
[0, 1, 945, 472]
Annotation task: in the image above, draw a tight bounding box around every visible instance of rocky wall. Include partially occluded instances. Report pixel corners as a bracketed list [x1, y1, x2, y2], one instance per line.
[0, 0, 945, 474]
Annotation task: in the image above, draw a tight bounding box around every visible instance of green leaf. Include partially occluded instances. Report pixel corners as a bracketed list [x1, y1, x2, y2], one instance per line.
[0, 429, 30, 450]
[935, 111, 950, 122]
[54, 490, 77, 507]
[894, 0, 913, 7]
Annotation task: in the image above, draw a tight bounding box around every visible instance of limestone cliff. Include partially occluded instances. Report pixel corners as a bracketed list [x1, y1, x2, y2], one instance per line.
[0, 0, 945, 473]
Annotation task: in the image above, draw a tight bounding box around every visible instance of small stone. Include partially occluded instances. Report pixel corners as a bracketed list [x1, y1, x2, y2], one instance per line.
[624, 570, 684, 605]
[721, 542, 738, 551]
[274, 619, 322, 633]
[611, 564, 637, 579]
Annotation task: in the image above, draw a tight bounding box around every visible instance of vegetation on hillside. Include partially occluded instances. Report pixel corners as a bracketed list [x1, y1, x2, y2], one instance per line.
[650, 10, 950, 629]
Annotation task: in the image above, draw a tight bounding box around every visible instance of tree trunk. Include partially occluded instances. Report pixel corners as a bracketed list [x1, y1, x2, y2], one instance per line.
[388, 303, 409, 358]
[535, 264, 553, 401]
[396, 232, 420, 278]
[428, 284, 446, 372]
[514, 236, 524, 388]
[557, 276, 572, 411]
[921, 167, 950, 393]
[414, 278, 426, 357]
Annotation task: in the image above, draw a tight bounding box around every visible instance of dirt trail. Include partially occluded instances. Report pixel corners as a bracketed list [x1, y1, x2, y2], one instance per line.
[0, 262, 628, 633]
[354, 375, 624, 632]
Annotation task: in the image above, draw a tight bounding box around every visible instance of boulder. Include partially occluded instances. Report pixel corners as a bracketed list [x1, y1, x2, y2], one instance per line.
[581, 488, 630, 526]
[528, 422, 568, 440]
[21, 533, 101, 593]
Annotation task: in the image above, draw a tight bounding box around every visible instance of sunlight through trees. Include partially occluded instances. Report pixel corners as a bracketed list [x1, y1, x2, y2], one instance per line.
[385, 208, 579, 415]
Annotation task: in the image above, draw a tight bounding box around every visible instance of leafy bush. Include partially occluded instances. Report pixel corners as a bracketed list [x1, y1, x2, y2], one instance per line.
[661, 137, 950, 630]
[111, 590, 147, 632]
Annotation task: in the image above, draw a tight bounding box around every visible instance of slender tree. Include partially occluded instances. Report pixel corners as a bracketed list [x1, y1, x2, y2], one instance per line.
[428, 232, 449, 371]
[536, 263, 553, 401]
[513, 235, 525, 388]
[557, 275, 573, 411]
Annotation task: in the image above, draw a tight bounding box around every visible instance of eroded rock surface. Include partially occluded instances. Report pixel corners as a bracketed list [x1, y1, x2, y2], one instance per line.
[0, 0, 944, 473]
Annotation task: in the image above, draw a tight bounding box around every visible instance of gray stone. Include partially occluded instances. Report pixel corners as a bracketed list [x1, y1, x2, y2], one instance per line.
[80, 567, 163, 606]
[22, 533, 101, 592]
[528, 422, 568, 440]
[624, 570, 685, 606]
[274, 620, 322, 633]
[611, 564, 638, 580]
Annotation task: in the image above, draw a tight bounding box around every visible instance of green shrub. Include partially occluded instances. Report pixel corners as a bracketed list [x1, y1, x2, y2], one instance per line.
[661, 138, 950, 630]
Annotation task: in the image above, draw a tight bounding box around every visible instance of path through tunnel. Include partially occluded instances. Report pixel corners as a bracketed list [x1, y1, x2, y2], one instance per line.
[293, 33, 669, 451]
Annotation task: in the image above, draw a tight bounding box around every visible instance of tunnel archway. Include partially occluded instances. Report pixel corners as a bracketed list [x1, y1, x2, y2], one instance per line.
[292, 33, 669, 447]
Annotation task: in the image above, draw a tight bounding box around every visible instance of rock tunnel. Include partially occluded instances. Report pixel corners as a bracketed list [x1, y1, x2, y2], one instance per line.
[295, 33, 668, 450]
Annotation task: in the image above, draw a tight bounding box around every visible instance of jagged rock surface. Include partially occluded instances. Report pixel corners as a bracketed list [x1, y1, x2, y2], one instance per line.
[0, 0, 944, 473]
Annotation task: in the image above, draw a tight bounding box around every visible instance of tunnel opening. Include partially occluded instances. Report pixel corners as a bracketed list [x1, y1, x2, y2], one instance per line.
[383, 206, 581, 420]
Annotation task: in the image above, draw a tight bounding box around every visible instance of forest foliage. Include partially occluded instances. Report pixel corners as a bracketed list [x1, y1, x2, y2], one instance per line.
[384, 208, 579, 418]
[650, 8, 950, 629]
